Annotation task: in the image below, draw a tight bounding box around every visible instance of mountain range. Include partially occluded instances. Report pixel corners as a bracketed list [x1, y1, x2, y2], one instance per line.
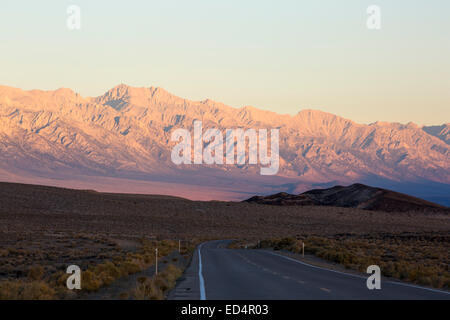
[0, 84, 449, 205]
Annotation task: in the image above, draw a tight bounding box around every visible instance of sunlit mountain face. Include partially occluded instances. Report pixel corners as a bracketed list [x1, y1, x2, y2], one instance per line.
[0, 84, 449, 205]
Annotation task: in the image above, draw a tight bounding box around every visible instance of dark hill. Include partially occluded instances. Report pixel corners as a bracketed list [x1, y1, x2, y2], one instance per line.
[244, 183, 449, 213]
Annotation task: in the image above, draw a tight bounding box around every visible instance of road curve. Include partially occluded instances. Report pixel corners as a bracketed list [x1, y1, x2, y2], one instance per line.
[169, 240, 450, 300]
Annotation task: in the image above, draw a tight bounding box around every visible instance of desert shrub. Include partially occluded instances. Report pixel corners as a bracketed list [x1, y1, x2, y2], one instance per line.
[119, 292, 129, 300]
[160, 264, 182, 288]
[81, 270, 102, 292]
[133, 277, 164, 300]
[95, 261, 121, 279]
[0, 249, 8, 257]
[118, 260, 142, 276]
[132, 264, 182, 300]
[0, 280, 55, 300]
[258, 237, 303, 253]
[27, 265, 45, 281]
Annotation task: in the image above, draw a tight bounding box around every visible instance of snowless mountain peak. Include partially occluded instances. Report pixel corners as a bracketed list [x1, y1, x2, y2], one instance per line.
[94, 84, 181, 111]
[295, 109, 354, 124]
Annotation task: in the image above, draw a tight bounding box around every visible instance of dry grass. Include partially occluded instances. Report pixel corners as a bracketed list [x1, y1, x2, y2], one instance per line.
[79, 239, 179, 293]
[0, 280, 55, 300]
[132, 264, 183, 300]
[0, 238, 184, 299]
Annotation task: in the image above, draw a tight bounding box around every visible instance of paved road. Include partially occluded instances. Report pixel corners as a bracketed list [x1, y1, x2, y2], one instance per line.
[170, 240, 450, 300]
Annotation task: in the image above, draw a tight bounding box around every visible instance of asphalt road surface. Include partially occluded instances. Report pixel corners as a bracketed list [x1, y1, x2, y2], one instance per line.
[169, 240, 450, 300]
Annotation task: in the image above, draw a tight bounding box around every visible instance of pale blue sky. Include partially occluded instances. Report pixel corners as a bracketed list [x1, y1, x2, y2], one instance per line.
[1, 0, 449, 124]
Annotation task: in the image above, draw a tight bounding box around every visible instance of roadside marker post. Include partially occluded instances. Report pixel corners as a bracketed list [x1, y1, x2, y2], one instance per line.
[302, 242, 305, 258]
[155, 248, 158, 275]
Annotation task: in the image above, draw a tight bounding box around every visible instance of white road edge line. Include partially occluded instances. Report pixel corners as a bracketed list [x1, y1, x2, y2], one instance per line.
[264, 250, 450, 295]
[198, 243, 206, 300]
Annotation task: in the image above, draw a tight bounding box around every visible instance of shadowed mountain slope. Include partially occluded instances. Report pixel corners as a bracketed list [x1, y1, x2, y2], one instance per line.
[245, 183, 449, 213]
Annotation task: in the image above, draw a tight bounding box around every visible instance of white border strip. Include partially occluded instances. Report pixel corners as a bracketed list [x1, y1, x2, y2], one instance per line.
[198, 244, 206, 300]
[265, 250, 450, 295]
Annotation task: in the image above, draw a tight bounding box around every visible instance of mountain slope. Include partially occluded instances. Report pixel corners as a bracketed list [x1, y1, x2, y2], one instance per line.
[0, 84, 449, 204]
[245, 183, 449, 213]
[423, 124, 450, 145]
